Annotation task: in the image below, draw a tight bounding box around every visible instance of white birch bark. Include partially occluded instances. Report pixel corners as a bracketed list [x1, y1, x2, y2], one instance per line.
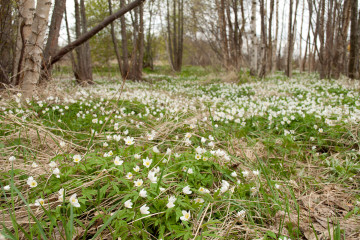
[13, 0, 35, 84]
[20, 0, 52, 99]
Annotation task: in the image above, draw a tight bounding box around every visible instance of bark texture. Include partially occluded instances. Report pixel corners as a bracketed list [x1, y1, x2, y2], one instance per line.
[0, 0, 14, 85]
[250, 0, 258, 76]
[20, 0, 52, 99]
[13, 0, 35, 85]
[349, 0, 359, 79]
[166, 0, 184, 72]
[41, 0, 66, 82]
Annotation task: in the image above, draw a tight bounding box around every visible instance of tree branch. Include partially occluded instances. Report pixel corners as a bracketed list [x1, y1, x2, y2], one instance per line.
[47, 0, 145, 68]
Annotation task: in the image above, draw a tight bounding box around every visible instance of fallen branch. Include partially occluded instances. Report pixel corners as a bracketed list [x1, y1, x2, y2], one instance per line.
[46, 0, 146, 68]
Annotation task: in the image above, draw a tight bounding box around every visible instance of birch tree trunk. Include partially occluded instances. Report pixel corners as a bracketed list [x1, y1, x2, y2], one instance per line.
[20, 0, 52, 99]
[13, 0, 35, 85]
[250, 0, 258, 76]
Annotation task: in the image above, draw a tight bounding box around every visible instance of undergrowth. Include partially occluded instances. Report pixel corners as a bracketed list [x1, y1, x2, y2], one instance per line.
[0, 70, 359, 239]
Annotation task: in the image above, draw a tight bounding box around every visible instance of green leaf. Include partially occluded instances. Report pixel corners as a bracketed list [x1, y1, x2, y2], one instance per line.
[265, 231, 277, 239]
[91, 210, 119, 239]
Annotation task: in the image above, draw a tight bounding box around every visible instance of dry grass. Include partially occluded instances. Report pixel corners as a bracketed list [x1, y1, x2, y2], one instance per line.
[1, 73, 360, 239]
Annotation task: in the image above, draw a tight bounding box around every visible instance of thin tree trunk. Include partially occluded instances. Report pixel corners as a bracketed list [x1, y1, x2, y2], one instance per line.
[319, 0, 326, 79]
[64, 7, 78, 80]
[80, 0, 93, 83]
[0, 0, 13, 85]
[173, 0, 178, 70]
[356, 9, 360, 77]
[108, 0, 123, 75]
[166, 0, 175, 70]
[226, 1, 235, 67]
[250, 0, 258, 76]
[218, 0, 229, 68]
[272, 0, 279, 73]
[303, 0, 313, 72]
[233, 0, 240, 67]
[299, 0, 305, 72]
[286, 0, 293, 77]
[120, 0, 130, 78]
[278, 1, 286, 70]
[308, 0, 316, 72]
[20, 0, 52, 99]
[324, 0, 335, 78]
[74, 0, 83, 81]
[268, 0, 274, 73]
[239, 0, 246, 67]
[334, 0, 351, 77]
[349, 0, 359, 79]
[41, 0, 66, 82]
[303, 28, 310, 71]
[178, 0, 184, 70]
[259, 0, 267, 77]
[144, 1, 154, 69]
[129, 5, 139, 79]
[73, 0, 93, 85]
[139, 4, 144, 76]
[166, 0, 183, 72]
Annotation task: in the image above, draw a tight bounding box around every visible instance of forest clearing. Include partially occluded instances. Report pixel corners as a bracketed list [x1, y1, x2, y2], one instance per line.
[1, 68, 360, 239]
[1, 0, 360, 239]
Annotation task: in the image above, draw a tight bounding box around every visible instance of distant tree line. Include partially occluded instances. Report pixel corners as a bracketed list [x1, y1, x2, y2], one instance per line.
[0, 0, 359, 98]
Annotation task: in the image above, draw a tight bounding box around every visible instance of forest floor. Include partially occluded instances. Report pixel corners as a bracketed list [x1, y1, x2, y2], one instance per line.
[0, 67, 360, 240]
